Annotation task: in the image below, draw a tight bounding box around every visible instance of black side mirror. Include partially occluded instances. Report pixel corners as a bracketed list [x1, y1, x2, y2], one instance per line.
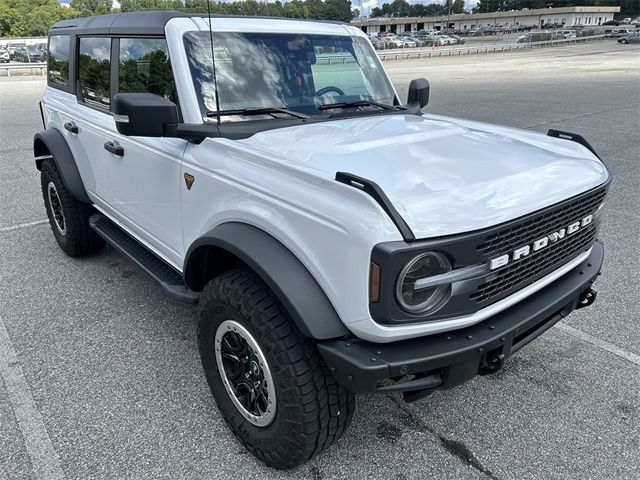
[407, 78, 430, 108]
[113, 93, 179, 137]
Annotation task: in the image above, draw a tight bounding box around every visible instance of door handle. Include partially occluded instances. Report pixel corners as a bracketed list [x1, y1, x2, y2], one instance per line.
[64, 121, 78, 134]
[104, 141, 124, 156]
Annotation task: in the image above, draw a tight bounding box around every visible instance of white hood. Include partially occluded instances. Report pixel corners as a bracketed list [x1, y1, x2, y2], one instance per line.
[239, 113, 609, 239]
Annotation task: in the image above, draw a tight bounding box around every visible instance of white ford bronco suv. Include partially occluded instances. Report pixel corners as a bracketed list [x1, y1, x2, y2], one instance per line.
[36, 12, 610, 469]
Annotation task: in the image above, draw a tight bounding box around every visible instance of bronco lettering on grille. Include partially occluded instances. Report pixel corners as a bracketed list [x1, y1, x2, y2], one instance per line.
[489, 214, 593, 270]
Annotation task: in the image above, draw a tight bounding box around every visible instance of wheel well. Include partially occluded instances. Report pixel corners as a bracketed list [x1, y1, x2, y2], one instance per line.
[185, 245, 247, 291]
[184, 223, 350, 339]
[33, 137, 51, 170]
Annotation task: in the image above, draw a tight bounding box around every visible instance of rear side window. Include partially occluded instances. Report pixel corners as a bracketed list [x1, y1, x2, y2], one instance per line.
[48, 35, 70, 88]
[78, 37, 111, 109]
[118, 38, 177, 103]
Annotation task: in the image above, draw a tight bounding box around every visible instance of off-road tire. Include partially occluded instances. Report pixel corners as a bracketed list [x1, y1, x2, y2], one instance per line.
[41, 160, 104, 256]
[199, 268, 355, 469]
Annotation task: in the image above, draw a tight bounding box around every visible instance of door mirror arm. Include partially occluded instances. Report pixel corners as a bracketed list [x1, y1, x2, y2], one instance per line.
[166, 124, 218, 143]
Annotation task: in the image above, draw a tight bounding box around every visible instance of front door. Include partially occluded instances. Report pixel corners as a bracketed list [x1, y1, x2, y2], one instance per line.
[103, 37, 186, 268]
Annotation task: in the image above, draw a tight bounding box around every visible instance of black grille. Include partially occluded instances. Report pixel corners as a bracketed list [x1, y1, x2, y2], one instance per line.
[471, 224, 596, 304]
[476, 187, 606, 258]
[470, 185, 606, 306]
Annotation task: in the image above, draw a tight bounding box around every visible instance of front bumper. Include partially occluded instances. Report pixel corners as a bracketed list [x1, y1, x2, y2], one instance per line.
[318, 241, 604, 396]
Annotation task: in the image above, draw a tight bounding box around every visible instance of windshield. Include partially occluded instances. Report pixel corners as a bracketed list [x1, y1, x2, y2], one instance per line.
[183, 32, 396, 121]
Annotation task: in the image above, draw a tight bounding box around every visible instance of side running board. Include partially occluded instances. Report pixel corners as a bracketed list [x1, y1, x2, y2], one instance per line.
[335, 171, 415, 241]
[547, 129, 602, 161]
[89, 214, 199, 304]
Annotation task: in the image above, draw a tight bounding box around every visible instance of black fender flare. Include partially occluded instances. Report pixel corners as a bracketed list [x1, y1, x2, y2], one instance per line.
[184, 223, 350, 340]
[33, 129, 91, 203]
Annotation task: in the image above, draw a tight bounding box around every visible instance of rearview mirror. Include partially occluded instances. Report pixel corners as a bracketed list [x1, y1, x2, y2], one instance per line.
[407, 78, 430, 108]
[113, 93, 179, 137]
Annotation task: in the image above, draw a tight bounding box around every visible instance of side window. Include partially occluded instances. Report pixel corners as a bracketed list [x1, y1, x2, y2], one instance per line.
[118, 38, 177, 103]
[78, 37, 111, 109]
[48, 35, 70, 89]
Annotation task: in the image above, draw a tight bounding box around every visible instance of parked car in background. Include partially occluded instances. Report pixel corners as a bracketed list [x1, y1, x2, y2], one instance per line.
[415, 32, 446, 46]
[13, 45, 45, 63]
[7, 41, 27, 60]
[12, 46, 27, 61]
[0, 48, 10, 63]
[394, 35, 417, 48]
[438, 35, 456, 45]
[6, 41, 25, 59]
[617, 32, 640, 44]
[379, 35, 416, 49]
[558, 30, 577, 39]
[517, 31, 554, 43]
[369, 36, 384, 49]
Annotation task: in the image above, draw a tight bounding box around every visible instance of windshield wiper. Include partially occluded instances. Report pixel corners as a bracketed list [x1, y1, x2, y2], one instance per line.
[208, 107, 310, 119]
[317, 100, 401, 112]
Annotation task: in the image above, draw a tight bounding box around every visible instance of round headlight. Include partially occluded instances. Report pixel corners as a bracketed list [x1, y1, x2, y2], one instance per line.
[396, 252, 451, 315]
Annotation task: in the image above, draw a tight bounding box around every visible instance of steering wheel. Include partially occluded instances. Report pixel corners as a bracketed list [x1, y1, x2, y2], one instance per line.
[314, 86, 345, 98]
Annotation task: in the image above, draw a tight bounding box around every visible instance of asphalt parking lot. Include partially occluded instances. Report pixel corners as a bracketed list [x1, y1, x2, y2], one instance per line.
[1, 41, 639, 480]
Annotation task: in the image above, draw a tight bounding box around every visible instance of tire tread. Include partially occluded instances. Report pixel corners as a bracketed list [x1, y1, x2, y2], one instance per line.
[41, 160, 104, 256]
[199, 268, 355, 469]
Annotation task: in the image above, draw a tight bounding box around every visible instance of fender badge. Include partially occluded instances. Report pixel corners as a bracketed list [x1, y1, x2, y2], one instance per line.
[184, 173, 195, 190]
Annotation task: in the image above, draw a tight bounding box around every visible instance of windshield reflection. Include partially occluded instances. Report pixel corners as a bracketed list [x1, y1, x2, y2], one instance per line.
[183, 32, 396, 121]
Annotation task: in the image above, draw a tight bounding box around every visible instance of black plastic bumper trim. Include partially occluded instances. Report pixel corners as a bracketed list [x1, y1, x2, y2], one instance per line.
[318, 241, 604, 394]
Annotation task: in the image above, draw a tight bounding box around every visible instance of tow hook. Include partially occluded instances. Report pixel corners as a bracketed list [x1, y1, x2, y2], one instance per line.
[478, 349, 505, 376]
[576, 288, 597, 310]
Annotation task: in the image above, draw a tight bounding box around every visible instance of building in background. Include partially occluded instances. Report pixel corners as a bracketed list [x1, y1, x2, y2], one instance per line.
[352, 6, 622, 34]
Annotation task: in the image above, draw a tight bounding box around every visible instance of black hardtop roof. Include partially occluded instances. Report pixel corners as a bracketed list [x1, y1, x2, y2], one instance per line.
[50, 11, 190, 35]
[49, 11, 345, 36]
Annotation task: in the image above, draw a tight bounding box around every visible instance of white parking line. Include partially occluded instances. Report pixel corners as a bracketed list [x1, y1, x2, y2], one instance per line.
[0, 220, 48, 232]
[555, 323, 640, 366]
[0, 319, 65, 480]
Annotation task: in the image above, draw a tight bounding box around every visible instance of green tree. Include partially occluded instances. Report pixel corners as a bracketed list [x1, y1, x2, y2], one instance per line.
[452, 0, 466, 14]
[0, 3, 22, 36]
[0, 0, 80, 36]
[370, 2, 451, 18]
[69, 0, 112, 15]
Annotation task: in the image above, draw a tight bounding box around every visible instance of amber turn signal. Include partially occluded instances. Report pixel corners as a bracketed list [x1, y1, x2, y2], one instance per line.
[370, 262, 381, 303]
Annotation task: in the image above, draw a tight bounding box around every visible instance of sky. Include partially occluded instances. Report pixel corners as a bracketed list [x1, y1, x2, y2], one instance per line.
[58, 0, 480, 17]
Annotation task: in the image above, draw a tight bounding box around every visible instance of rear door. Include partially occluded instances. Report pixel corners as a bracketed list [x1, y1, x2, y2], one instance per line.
[68, 36, 113, 207]
[102, 37, 186, 267]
